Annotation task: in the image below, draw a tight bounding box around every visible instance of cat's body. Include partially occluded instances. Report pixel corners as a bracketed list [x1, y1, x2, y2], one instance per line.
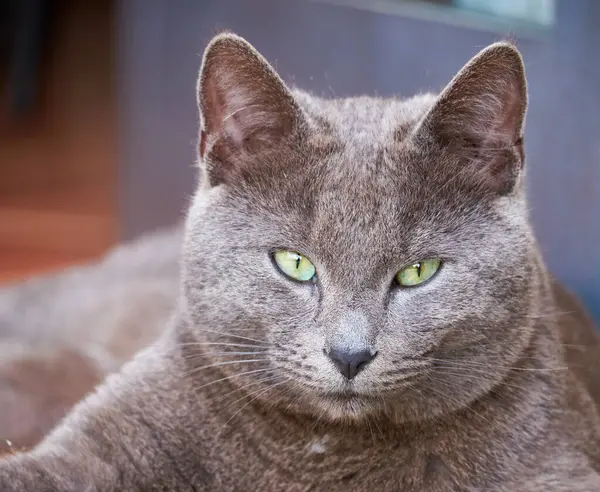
[0, 226, 181, 449]
[1, 34, 599, 490]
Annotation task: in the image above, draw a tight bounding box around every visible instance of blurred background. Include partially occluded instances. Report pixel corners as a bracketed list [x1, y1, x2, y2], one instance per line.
[0, 0, 598, 321]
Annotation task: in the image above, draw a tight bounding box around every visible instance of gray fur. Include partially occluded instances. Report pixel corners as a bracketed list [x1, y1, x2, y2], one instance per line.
[1, 33, 599, 491]
[0, 226, 181, 448]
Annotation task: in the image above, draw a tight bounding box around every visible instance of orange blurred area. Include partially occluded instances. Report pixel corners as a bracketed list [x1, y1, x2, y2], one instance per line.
[0, 1, 116, 285]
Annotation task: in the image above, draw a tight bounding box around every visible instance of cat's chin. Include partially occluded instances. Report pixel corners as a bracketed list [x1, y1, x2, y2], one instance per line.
[311, 391, 382, 423]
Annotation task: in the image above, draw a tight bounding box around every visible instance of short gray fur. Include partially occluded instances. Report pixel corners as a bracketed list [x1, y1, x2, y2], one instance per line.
[1, 33, 599, 491]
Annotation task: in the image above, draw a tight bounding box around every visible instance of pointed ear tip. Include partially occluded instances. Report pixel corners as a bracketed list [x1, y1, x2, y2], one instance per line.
[472, 42, 527, 96]
[204, 31, 250, 53]
[480, 41, 525, 68]
[199, 31, 256, 84]
[487, 40, 521, 52]
[202, 32, 254, 62]
[207, 31, 246, 46]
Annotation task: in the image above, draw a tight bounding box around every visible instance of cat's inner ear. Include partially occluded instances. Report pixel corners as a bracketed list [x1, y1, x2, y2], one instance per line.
[413, 42, 527, 194]
[197, 33, 303, 186]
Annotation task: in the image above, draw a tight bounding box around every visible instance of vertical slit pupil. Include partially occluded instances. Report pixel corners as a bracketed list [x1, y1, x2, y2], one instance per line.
[295, 256, 301, 269]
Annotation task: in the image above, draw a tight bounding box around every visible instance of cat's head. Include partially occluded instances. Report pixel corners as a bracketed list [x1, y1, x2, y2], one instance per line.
[182, 33, 539, 424]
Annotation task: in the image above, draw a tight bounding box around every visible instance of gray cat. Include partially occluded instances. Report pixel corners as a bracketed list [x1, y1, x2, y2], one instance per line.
[1, 32, 599, 491]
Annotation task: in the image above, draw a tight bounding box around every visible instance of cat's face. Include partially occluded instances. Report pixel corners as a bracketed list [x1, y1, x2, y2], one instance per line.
[183, 34, 537, 423]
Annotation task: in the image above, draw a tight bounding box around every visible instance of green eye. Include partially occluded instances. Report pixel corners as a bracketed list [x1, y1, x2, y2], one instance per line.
[395, 259, 441, 287]
[273, 250, 316, 282]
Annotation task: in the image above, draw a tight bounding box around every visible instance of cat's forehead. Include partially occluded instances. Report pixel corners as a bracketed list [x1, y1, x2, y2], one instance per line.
[298, 94, 437, 224]
[298, 91, 440, 203]
[229, 91, 489, 259]
[294, 90, 437, 145]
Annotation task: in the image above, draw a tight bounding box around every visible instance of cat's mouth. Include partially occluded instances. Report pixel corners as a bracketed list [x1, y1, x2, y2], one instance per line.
[311, 388, 381, 421]
[321, 386, 377, 402]
[327, 392, 368, 403]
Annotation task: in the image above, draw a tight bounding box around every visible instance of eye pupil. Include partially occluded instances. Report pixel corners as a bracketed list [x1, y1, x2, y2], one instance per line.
[273, 250, 316, 282]
[395, 259, 441, 287]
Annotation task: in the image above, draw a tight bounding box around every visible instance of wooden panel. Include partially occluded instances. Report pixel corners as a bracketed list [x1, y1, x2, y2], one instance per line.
[0, 0, 116, 283]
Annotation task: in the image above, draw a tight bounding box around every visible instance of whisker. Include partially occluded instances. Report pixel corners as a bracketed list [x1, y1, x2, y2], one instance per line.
[218, 379, 290, 436]
[309, 405, 327, 433]
[177, 342, 272, 349]
[428, 368, 536, 393]
[283, 387, 309, 414]
[191, 368, 272, 392]
[195, 329, 274, 346]
[425, 382, 495, 427]
[433, 369, 524, 400]
[183, 358, 269, 378]
[368, 414, 385, 441]
[213, 374, 282, 404]
[182, 351, 269, 359]
[224, 377, 288, 409]
[459, 338, 599, 350]
[426, 358, 568, 372]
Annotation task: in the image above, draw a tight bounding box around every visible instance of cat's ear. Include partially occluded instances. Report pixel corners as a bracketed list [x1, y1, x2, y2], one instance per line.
[413, 42, 527, 194]
[197, 32, 305, 186]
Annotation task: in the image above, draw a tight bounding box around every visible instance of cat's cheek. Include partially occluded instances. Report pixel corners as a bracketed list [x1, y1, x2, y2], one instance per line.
[260, 278, 319, 335]
[382, 288, 463, 357]
[269, 269, 319, 303]
[385, 258, 499, 331]
[264, 281, 327, 380]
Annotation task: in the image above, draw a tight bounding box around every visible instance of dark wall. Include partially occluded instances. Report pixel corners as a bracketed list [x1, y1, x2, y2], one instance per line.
[117, 0, 600, 320]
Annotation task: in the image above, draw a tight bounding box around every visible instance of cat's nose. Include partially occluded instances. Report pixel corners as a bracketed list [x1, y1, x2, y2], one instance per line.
[325, 348, 377, 380]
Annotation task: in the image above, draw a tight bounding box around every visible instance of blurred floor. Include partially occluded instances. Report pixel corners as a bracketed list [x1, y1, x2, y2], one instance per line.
[0, 1, 116, 284]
